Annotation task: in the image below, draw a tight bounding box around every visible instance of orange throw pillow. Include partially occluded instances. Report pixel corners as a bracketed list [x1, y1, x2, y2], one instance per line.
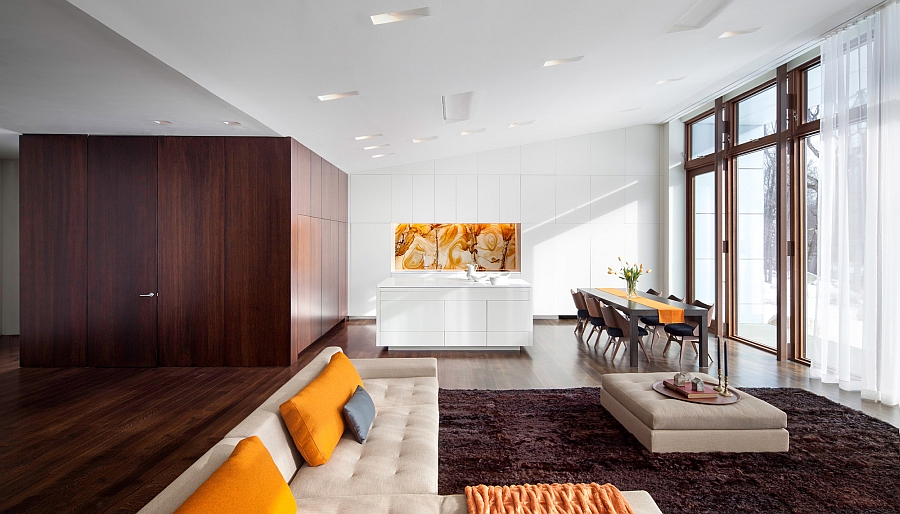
[279, 351, 364, 466]
[174, 436, 295, 514]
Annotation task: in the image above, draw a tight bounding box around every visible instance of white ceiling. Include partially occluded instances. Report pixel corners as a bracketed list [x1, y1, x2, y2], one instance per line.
[1, 1, 883, 168]
[0, 0, 278, 159]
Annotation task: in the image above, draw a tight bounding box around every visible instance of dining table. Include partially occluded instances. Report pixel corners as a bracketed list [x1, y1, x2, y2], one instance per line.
[578, 288, 709, 369]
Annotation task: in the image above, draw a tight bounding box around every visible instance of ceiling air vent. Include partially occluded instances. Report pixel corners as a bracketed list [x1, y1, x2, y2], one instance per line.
[442, 91, 474, 123]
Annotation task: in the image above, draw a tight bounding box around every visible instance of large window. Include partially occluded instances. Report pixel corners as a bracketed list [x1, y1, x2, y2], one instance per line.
[736, 86, 777, 144]
[684, 58, 821, 362]
[804, 65, 822, 123]
[692, 172, 716, 305]
[690, 114, 715, 159]
[802, 134, 820, 359]
[735, 147, 778, 349]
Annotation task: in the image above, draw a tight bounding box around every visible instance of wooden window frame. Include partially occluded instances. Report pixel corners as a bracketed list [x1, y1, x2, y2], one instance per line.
[685, 164, 716, 304]
[684, 57, 822, 364]
[685, 109, 716, 171]
[790, 57, 821, 364]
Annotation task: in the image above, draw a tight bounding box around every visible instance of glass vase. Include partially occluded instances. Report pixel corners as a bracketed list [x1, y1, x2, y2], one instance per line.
[625, 280, 638, 298]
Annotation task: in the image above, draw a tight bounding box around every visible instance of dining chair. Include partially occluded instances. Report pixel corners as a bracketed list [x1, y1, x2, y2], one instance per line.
[646, 288, 661, 296]
[599, 304, 651, 362]
[570, 289, 590, 334]
[583, 296, 607, 346]
[662, 300, 714, 365]
[640, 294, 685, 350]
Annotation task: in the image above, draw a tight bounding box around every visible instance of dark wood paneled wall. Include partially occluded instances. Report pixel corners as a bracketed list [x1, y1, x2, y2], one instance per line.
[158, 137, 226, 366]
[291, 139, 311, 217]
[86, 136, 159, 368]
[309, 217, 324, 340]
[19, 135, 89, 367]
[225, 137, 293, 366]
[20, 135, 347, 367]
[309, 152, 322, 218]
[321, 220, 340, 333]
[295, 216, 315, 352]
[339, 171, 348, 223]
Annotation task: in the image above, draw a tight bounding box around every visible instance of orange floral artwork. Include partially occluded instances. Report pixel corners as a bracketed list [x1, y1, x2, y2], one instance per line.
[393, 223, 519, 271]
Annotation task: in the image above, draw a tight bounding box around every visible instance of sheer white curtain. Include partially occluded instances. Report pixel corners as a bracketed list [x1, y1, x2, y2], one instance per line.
[811, 2, 900, 406]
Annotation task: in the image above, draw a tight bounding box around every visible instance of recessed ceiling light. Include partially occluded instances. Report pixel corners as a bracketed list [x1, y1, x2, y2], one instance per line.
[543, 56, 583, 67]
[355, 134, 383, 140]
[154, 120, 172, 125]
[619, 107, 641, 112]
[372, 153, 395, 158]
[509, 120, 535, 128]
[413, 136, 439, 143]
[667, 0, 735, 33]
[223, 121, 241, 125]
[364, 144, 390, 150]
[318, 91, 359, 101]
[371, 7, 430, 25]
[461, 129, 486, 136]
[719, 27, 760, 38]
[656, 77, 686, 84]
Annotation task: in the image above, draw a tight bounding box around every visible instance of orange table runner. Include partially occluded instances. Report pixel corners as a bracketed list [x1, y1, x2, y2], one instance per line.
[465, 482, 635, 514]
[597, 288, 684, 324]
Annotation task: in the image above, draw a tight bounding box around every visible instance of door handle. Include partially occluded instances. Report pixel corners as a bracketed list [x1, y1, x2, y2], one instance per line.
[139, 293, 157, 297]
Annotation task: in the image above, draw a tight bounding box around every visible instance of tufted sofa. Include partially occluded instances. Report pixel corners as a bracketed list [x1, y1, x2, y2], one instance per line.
[139, 347, 662, 514]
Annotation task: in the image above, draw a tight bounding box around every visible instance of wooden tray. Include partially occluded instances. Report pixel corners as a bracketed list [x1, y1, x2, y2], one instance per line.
[652, 380, 741, 405]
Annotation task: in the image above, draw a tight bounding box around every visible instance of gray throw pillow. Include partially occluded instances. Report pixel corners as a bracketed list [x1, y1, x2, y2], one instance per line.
[342, 385, 376, 443]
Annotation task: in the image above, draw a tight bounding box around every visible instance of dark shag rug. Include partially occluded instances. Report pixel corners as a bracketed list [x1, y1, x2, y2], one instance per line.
[438, 387, 900, 514]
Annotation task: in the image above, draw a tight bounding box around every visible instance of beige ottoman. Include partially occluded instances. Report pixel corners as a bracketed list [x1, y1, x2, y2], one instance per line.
[601, 372, 789, 453]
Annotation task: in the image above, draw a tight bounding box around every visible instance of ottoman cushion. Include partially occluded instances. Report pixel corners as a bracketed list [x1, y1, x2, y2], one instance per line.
[601, 372, 787, 431]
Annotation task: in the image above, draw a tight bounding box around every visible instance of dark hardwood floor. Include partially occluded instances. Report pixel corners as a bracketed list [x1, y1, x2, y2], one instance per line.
[2, 320, 897, 513]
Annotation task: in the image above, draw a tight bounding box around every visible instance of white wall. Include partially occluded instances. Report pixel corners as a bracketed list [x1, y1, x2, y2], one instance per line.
[663, 121, 687, 299]
[349, 125, 664, 317]
[0, 160, 19, 335]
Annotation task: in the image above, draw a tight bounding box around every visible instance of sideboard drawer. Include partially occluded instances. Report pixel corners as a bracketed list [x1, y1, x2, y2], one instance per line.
[487, 301, 532, 332]
[380, 301, 444, 332]
[379, 332, 444, 347]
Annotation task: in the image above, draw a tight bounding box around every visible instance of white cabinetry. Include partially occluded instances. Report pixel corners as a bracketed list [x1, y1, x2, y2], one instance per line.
[376, 277, 533, 349]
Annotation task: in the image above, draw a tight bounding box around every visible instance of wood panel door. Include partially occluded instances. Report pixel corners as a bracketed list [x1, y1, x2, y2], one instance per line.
[295, 215, 314, 353]
[309, 152, 322, 218]
[309, 217, 324, 340]
[338, 170, 348, 223]
[291, 139, 311, 217]
[225, 137, 292, 366]
[19, 135, 89, 367]
[321, 219, 340, 333]
[158, 137, 225, 366]
[322, 160, 338, 221]
[86, 136, 159, 367]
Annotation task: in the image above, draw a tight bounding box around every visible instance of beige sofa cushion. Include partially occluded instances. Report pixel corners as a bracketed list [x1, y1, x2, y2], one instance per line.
[290, 403, 439, 497]
[352, 358, 438, 380]
[294, 494, 453, 514]
[364, 377, 439, 408]
[602, 372, 787, 431]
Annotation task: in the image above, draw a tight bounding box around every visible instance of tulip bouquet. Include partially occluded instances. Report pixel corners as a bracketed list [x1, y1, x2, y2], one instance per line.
[608, 257, 651, 298]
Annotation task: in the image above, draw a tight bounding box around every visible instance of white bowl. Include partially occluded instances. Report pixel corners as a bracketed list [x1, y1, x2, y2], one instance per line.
[489, 275, 509, 285]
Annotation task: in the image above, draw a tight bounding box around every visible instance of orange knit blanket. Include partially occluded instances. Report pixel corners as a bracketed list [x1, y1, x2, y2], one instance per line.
[465, 482, 635, 514]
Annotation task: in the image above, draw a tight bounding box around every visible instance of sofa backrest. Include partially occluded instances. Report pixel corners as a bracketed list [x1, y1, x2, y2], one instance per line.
[224, 346, 343, 481]
[138, 438, 240, 514]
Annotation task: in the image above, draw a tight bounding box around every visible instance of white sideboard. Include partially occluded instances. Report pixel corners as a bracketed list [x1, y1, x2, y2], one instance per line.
[376, 277, 533, 350]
